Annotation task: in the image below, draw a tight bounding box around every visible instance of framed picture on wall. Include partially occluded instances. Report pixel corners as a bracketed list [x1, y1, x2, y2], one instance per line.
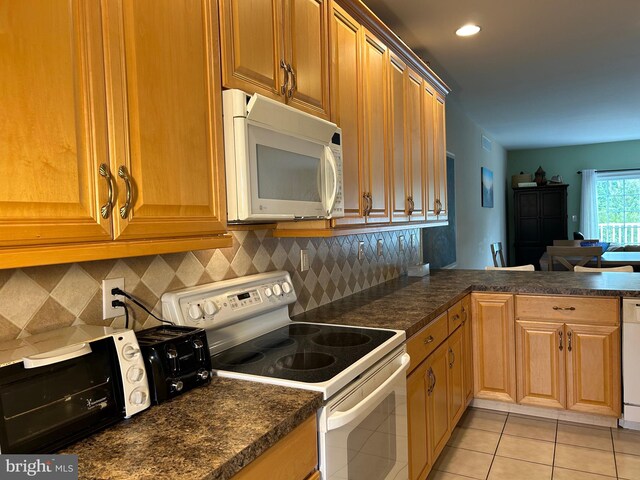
[481, 167, 494, 208]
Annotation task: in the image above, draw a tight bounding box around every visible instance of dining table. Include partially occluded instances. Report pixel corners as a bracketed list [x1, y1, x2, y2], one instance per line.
[539, 250, 640, 271]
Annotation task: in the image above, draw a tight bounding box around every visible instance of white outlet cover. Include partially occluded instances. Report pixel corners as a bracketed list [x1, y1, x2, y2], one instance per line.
[102, 278, 125, 320]
[358, 241, 365, 261]
[300, 249, 309, 272]
[399, 235, 405, 252]
[377, 239, 383, 256]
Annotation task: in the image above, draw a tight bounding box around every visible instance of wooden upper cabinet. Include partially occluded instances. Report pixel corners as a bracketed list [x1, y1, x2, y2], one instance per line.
[330, 4, 365, 226]
[423, 83, 436, 220]
[389, 53, 409, 223]
[0, 0, 112, 247]
[103, 0, 226, 240]
[362, 29, 390, 224]
[432, 92, 447, 220]
[219, 0, 330, 118]
[407, 69, 426, 222]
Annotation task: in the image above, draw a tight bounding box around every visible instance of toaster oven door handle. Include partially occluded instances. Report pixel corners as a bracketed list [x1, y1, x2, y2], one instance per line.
[22, 343, 93, 369]
[324, 146, 338, 217]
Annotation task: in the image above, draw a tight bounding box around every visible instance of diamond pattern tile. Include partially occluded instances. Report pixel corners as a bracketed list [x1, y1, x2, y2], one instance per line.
[0, 227, 421, 339]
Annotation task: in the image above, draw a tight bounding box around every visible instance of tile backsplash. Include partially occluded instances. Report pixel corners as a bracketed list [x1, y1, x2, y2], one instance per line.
[0, 228, 421, 341]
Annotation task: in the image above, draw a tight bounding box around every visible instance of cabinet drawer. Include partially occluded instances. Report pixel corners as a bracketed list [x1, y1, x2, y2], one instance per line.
[406, 312, 448, 373]
[448, 301, 463, 333]
[515, 295, 619, 325]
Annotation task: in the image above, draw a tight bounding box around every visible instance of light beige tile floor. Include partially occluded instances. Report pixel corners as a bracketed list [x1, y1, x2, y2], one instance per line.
[427, 407, 640, 479]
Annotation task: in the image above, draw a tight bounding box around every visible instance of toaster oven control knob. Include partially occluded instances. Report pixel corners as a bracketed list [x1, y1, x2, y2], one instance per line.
[197, 369, 210, 381]
[129, 388, 148, 406]
[166, 346, 179, 372]
[273, 284, 282, 296]
[282, 282, 292, 294]
[170, 380, 184, 393]
[192, 338, 205, 362]
[127, 366, 145, 383]
[122, 343, 141, 360]
[264, 287, 273, 298]
[188, 304, 203, 320]
[203, 300, 218, 316]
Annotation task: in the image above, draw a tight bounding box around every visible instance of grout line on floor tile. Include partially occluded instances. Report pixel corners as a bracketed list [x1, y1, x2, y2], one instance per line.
[484, 410, 510, 480]
[611, 427, 619, 479]
[551, 416, 558, 479]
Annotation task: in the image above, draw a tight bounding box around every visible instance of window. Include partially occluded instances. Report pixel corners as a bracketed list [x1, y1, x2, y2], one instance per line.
[596, 171, 640, 244]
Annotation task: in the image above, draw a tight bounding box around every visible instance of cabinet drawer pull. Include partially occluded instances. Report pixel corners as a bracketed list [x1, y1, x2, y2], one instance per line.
[99, 163, 114, 219]
[424, 335, 434, 345]
[559, 331, 563, 351]
[567, 330, 573, 352]
[448, 347, 455, 368]
[552, 306, 576, 311]
[118, 165, 132, 219]
[462, 306, 467, 325]
[280, 59, 290, 95]
[453, 314, 460, 322]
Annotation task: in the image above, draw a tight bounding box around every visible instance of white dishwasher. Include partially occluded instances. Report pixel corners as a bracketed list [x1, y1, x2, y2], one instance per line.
[623, 299, 640, 427]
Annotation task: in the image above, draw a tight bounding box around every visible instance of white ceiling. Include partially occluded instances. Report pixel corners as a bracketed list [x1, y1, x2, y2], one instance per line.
[363, 0, 640, 149]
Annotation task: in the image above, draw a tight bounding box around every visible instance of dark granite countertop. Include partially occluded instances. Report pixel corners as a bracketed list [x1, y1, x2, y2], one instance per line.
[61, 378, 322, 480]
[293, 269, 640, 337]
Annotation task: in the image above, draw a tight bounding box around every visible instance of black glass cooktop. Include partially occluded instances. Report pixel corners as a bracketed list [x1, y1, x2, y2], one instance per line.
[211, 323, 395, 383]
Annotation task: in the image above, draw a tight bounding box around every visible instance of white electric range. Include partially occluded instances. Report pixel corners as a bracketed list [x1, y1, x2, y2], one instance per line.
[162, 271, 409, 480]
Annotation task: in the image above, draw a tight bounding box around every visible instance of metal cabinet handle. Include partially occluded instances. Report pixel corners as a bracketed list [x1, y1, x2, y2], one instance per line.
[280, 59, 290, 95]
[448, 347, 455, 368]
[407, 196, 414, 215]
[287, 63, 296, 98]
[427, 367, 436, 395]
[462, 306, 467, 325]
[118, 165, 132, 219]
[567, 330, 573, 352]
[363, 192, 372, 216]
[424, 335, 434, 345]
[367, 193, 373, 215]
[559, 331, 563, 351]
[553, 306, 576, 311]
[99, 163, 114, 219]
[435, 198, 442, 215]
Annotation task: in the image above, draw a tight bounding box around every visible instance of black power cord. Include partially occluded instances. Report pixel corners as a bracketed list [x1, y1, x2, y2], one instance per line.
[112, 300, 130, 329]
[111, 287, 174, 326]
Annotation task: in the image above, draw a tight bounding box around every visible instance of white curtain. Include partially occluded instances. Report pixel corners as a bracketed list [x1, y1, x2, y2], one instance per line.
[580, 169, 598, 239]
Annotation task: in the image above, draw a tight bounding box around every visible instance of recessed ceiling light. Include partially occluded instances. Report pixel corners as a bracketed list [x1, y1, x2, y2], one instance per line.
[456, 24, 481, 37]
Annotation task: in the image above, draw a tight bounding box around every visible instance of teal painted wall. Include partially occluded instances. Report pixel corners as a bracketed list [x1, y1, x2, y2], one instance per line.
[506, 140, 640, 263]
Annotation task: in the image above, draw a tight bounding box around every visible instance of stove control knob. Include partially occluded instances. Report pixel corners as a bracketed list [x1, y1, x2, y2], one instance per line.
[129, 388, 148, 406]
[127, 366, 145, 383]
[203, 300, 218, 316]
[170, 380, 184, 393]
[264, 287, 273, 298]
[188, 304, 203, 320]
[282, 282, 292, 294]
[197, 369, 210, 381]
[273, 284, 282, 296]
[122, 343, 140, 361]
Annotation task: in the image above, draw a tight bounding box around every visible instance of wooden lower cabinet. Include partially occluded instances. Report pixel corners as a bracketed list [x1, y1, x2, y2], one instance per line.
[426, 341, 450, 463]
[407, 358, 431, 480]
[471, 293, 517, 403]
[461, 295, 474, 404]
[447, 326, 465, 426]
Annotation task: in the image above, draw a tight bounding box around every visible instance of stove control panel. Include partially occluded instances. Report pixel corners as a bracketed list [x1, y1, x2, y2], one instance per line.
[161, 272, 297, 332]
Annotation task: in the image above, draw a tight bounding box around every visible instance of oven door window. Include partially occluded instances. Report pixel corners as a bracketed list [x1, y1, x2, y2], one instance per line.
[0, 338, 124, 453]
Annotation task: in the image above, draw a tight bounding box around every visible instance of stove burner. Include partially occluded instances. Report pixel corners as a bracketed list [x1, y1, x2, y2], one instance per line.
[312, 331, 372, 348]
[252, 337, 296, 349]
[276, 352, 336, 371]
[288, 324, 321, 336]
[215, 350, 265, 367]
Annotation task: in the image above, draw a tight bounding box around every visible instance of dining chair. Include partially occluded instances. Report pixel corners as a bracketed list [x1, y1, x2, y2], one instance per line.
[574, 265, 634, 272]
[546, 246, 603, 271]
[485, 265, 535, 271]
[490, 242, 505, 267]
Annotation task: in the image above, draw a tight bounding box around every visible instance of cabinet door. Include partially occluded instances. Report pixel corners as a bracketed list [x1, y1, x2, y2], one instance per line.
[361, 30, 390, 224]
[219, 0, 284, 100]
[284, 0, 330, 118]
[471, 293, 517, 403]
[0, 0, 112, 247]
[432, 92, 447, 220]
[447, 326, 465, 427]
[566, 324, 621, 417]
[426, 341, 450, 462]
[104, 0, 226, 240]
[407, 70, 426, 222]
[515, 321, 565, 409]
[330, 4, 365, 226]
[461, 296, 474, 404]
[388, 52, 409, 223]
[407, 360, 431, 480]
[422, 83, 436, 220]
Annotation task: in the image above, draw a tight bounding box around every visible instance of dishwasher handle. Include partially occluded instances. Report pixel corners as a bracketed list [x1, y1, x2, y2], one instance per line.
[326, 353, 410, 432]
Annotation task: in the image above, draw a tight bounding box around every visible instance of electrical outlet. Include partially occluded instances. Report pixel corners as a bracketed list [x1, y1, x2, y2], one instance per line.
[399, 235, 405, 253]
[300, 249, 309, 272]
[358, 241, 365, 261]
[377, 239, 383, 257]
[102, 278, 125, 320]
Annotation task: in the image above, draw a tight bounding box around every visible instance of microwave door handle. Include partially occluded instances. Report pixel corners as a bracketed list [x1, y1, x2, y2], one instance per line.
[22, 343, 93, 369]
[324, 146, 338, 217]
[325, 353, 410, 432]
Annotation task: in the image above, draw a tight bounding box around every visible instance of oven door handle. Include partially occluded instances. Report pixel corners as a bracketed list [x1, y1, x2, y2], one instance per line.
[22, 343, 93, 369]
[326, 353, 410, 431]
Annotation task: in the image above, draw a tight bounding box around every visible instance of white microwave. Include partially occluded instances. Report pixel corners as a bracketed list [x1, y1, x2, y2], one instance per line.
[222, 89, 344, 223]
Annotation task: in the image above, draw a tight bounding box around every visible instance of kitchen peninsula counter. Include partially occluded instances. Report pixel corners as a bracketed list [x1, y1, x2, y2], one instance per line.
[61, 378, 322, 480]
[293, 269, 640, 337]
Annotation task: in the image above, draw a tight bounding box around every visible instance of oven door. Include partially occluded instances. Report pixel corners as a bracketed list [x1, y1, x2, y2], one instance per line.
[319, 350, 410, 480]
